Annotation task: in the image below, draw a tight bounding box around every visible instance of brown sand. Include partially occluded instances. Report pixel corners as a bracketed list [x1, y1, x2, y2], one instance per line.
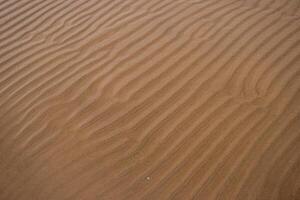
[0, 0, 300, 199]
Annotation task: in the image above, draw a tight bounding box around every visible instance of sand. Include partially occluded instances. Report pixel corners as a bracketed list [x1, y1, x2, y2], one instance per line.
[0, 0, 300, 199]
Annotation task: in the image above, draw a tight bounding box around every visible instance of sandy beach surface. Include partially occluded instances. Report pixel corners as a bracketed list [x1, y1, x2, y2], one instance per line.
[0, 0, 300, 199]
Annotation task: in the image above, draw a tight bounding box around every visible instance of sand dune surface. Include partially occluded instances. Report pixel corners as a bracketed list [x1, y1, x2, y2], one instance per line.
[0, 0, 300, 199]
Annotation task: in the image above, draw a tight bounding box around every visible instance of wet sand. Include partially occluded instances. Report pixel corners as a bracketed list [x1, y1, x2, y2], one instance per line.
[0, 0, 300, 199]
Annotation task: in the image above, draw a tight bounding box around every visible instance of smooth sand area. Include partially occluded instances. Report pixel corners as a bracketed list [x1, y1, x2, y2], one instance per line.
[0, 0, 300, 199]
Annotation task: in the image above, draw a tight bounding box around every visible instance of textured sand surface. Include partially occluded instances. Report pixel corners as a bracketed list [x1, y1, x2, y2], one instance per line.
[0, 0, 300, 199]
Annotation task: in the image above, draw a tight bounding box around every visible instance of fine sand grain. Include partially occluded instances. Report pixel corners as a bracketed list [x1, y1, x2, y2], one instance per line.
[0, 0, 300, 199]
